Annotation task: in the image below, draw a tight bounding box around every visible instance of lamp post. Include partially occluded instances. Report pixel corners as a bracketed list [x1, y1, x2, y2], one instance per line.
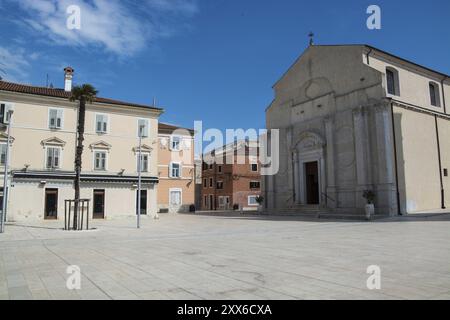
[137, 124, 145, 229]
[1, 108, 14, 234]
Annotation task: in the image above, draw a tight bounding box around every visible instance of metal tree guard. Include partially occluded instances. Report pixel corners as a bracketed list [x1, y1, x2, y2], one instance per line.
[64, 199, 90, 231]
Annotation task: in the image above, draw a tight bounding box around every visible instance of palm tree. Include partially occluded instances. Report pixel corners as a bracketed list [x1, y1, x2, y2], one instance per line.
[70, 84, 98, 230]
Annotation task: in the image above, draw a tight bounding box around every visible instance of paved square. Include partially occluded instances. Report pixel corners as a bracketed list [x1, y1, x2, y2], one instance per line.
[1, 213, 450, 300]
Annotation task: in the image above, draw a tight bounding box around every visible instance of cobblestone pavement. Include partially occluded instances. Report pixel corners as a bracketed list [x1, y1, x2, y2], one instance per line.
[1, 212, 449, 300]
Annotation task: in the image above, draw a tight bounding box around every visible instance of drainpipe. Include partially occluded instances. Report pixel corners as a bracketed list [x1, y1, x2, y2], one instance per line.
[435, 115, 446, 209]
[390, 100, 402, 215]
[441, 76, 447, 114]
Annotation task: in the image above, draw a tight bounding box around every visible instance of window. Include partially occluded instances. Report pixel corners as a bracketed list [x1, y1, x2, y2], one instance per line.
[218, 165, 222, 173]
[248, 195, 258, 206]
[0, 144, 7, 165]
[203, 179, 207, 188]
[96, 114, 108, 133]
[209, 164, 213, 170]
[429, 82, 441, 107]
[170, 136, 181, 151]
[386, 68, 400, 96]
[46, 147, 61, 169]
[216, 181, 224, 190]
[49, 108, 63, 129]
[137, 154, 149, 172]
[251, 163, 258, 172]
[0, 103, 13, 124]
[209, 178, 213, 188]
[94, 151, 107, 171]
[170, 189, 182, 206]
[170, 162, 181, 178]
[444, 169, 448, 177]
[250, 181, 260, 189]
[138, 119, 149, 138]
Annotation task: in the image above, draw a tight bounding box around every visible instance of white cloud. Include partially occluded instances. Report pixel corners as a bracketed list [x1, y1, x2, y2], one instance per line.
[11, 0, 199, 57]
[0, 46, 32, 82]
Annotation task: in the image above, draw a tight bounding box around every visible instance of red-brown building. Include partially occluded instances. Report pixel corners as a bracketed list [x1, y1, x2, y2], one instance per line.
[201, 140, 261, 211]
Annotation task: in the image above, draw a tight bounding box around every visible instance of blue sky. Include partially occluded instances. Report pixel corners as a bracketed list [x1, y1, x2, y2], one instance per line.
[1, 0, 450, 135]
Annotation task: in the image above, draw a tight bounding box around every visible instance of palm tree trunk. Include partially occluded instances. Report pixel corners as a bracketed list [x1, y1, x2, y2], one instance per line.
[73, 97, 86, 230]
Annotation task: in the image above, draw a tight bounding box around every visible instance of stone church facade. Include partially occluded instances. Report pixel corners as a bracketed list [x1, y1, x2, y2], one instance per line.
[264, 45, 450, 217]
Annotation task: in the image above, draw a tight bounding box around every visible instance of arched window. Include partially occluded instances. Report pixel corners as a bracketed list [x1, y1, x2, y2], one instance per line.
[386, 67, 400, 96]
[429, 82, 441, 107]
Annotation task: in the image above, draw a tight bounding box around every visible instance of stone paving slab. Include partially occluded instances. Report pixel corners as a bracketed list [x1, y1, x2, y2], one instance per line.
[1, 213, 450, 300]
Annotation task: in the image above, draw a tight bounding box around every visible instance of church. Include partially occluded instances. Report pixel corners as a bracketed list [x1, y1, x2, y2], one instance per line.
[264, 44, 450, 217]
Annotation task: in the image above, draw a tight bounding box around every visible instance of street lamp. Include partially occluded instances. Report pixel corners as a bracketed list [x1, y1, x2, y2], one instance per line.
[137, 124, 145, 229]
[1, 108, 14, 234]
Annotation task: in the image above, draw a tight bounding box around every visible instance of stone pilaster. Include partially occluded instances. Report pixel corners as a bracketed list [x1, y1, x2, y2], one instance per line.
[292, 151, 299, 204]
[374, 103, 394, 185]
[374, 102, 397, 215]
[324, 116, 337, 208]
[353, 106, 372, 186]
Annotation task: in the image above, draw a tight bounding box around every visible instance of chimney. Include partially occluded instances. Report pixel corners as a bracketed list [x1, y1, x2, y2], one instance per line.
[64, 67, 74, 92]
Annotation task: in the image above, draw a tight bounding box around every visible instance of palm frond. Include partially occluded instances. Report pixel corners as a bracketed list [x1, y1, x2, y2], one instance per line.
[69, 83, 98, 103]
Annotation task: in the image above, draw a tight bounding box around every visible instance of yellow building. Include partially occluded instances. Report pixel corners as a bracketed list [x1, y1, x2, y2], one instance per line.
[0, 68, 163, 222]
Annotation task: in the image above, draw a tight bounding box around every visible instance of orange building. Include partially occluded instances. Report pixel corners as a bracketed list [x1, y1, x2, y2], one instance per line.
[157, 123, 195, 213]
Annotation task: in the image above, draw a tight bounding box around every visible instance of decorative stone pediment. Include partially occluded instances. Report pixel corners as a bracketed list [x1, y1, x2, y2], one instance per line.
[89, 141, 112, 150]
[295, 132, 325, 152]
[41, 137, 66, 148]
[133, 144, 153, 154]
[0, 132, 15, 144]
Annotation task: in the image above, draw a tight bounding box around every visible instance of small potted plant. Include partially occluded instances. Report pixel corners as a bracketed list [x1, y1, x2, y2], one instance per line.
[362, 190, 375, 220]
[255, 195, 264, 213]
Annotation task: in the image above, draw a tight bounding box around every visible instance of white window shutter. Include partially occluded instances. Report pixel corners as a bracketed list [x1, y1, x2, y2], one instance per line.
[0, 104, 5, 124]
[1, 144, 7, 165]
[183, 138, 191, 150]
[4, 103, 13, 124]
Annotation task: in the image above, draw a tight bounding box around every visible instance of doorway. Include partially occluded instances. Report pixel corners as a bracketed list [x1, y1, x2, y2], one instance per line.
[218, 196, 230, 210]
[44, 189, 58, 220]
[209, 195, 214, 210]
[93, 190, 105, 219]
[305, 161, 320, 205]
[136, 190, 148, 215]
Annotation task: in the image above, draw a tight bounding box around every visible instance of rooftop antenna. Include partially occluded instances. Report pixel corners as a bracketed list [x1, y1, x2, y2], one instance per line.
[308, 31, 314, 46]
[153, 97, 156, 107]
[0, 65, 6, 80]
[46, 74, 49, 88]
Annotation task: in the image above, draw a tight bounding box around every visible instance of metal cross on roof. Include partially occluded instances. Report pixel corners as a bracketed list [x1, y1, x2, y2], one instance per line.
[308, 32, 314, 46]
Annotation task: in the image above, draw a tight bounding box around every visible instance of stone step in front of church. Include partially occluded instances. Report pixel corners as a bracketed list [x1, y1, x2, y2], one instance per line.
[267, 206, 389, 221]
